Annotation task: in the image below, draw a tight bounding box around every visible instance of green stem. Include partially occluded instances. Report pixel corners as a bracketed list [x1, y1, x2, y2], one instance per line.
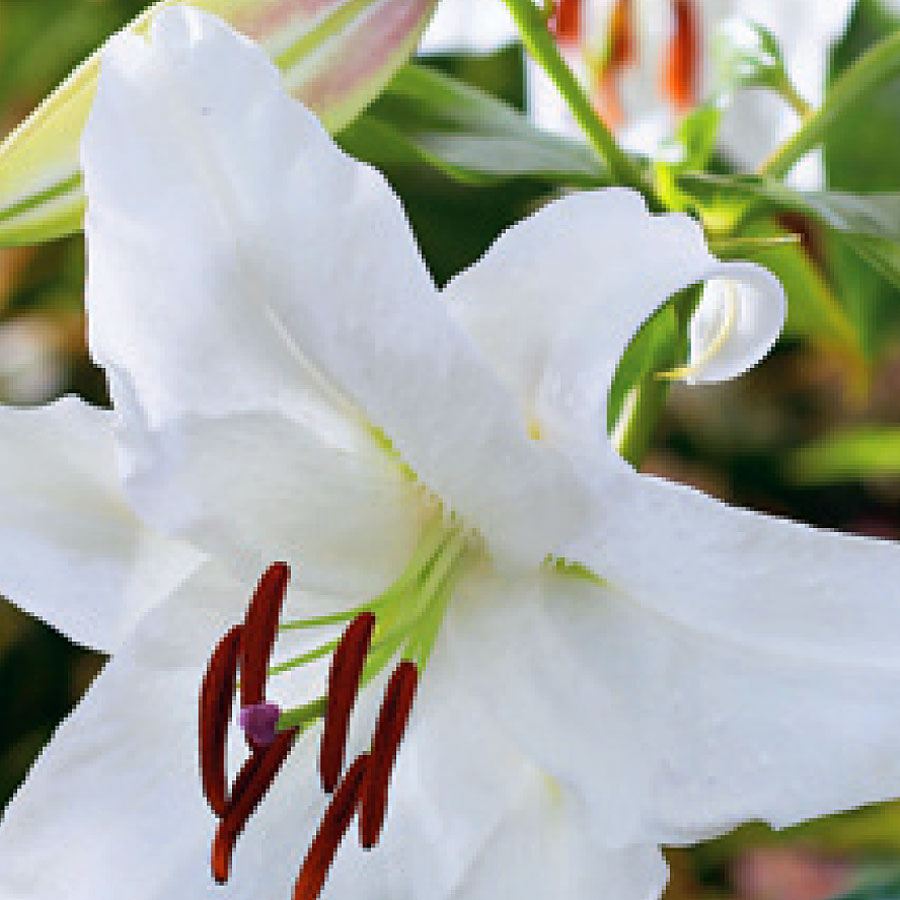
[760, 28, 900, 179]
[775, 74, 812, 119]
[501, 0, 660, 208]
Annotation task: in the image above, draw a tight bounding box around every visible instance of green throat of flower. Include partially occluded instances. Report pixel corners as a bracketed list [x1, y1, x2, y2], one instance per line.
[198, 516, 480, 900]
[276, 514, 477, 729]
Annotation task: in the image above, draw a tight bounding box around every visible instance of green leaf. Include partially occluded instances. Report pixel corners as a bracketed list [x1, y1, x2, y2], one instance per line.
[826, 0, 900, 195]
[713, 18, 790, 95]
[607, 286, 695, 467]
[823, 0, 900, 355]
[339, 62, 607, 187]
[830, 868, 900, 900]
[0, 0, 438, 246]
[654, 103, 722, 211]
[785, 427, 900, 484]
[680, 172, 900, 243]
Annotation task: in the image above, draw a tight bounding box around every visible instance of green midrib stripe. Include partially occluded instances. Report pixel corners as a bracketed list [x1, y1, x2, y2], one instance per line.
[0, 172, 82, 225]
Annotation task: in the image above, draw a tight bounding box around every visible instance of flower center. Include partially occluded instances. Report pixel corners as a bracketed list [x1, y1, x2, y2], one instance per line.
[199, 517, 479, 900]
[274, 516, 476, 711]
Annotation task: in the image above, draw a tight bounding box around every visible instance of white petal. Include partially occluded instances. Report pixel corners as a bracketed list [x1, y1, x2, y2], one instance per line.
[439, 786, 667, 900]
[0, 396, 200, 653]
[418, 0, 518, 54]
[0, 561, 336, 900]
[446, 189, 784, 455]
[116, 396, 433, 598]
[448, 554, 900, 850]
[83, 7, 588, 565]
[0, 559, 604, 900]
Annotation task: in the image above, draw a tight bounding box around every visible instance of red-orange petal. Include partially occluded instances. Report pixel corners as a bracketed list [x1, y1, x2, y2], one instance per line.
[661, 0, 701, 112]
[199, 624, 242, 818]
[211, 727, 298, 884]
[240, 562, 291, 709]
[320, 612, 376, 793]
[293, 754, 369, 900]
[359, 661, 418, 849]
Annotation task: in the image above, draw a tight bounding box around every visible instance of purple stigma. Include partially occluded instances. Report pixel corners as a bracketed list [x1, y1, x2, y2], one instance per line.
[239, 702, 281, 747]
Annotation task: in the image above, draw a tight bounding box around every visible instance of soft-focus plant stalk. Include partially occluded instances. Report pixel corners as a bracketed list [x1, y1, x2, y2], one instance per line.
[0, 0, 437, 245]
[500, 0, 661, 210]
[760, 27, 900, 179]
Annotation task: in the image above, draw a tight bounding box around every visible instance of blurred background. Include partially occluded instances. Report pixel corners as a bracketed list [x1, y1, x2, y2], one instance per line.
[2, 2, 900, 900]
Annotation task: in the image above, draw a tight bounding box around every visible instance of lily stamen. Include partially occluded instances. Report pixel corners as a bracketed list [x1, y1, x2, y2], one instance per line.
[661, 0, 701, 112]
[320, 612, 376, 793]
[293, 754, 370, 900]
[596, 0, 636, 129]
[240, 562, 290, 712]
[199, 624, 242, 817]
[212, 727, 299, 884]
[360, 660, 419, 849]
[549, 0, 581, 45]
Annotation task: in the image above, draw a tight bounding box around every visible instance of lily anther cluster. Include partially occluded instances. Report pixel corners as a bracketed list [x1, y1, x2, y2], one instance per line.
[4, 8, 900, 900]
[200, 563, 424, 899]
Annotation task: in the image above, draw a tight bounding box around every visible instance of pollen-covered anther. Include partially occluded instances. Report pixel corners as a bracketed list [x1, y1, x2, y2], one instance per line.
[596, 0, 636, 129]
[549, 0, 581, 45]
[293, 754, 370, 900]
[360, 660, 419, 849]
[320, 612, 376, 793]
[241, 562, 290, 712]
[661, 0, 701, 112]
[199, 624, 242, 817]
[211, 727, 299, 884]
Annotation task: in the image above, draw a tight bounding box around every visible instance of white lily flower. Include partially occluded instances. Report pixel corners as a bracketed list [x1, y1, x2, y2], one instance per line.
[2, 8, 900, 900]
[418, 0, 855, 185]
[419, 0, 518, 53]
[544, 0, 857, 186]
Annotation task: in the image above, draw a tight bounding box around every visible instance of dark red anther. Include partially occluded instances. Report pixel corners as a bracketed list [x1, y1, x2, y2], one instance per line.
[549, 0, 581, 45]
[661, 0, 701, 112]
[359, 661, 418, 849]
[211, 727, 299, 884]
[240, 562, 291, 710]
[320, 612, 376, 793]
[596, 0, 636, 128]
[199, 625, 242, 817]
[293, 754, 369, 900]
